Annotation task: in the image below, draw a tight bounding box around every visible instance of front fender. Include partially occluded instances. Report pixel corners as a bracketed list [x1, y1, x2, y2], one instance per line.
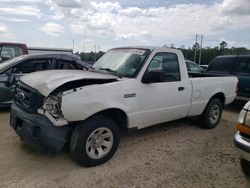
[61, 91, 129, 123]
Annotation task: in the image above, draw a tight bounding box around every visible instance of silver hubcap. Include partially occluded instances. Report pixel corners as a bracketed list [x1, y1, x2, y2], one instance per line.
[209, 104, 220, 124]
[86, 127, 114, 159]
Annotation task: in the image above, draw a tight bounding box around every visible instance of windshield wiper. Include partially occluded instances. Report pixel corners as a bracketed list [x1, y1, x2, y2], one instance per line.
[100, 68, 122, 78]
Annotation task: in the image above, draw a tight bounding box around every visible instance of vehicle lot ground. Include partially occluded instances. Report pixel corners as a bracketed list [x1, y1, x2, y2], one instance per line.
[1, 102, 250, 188]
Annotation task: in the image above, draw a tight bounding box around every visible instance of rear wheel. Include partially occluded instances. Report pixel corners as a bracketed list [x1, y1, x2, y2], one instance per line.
[70, 115, 120, 167]
[199, 98, 223, 129]
[241, 158, 250, 176]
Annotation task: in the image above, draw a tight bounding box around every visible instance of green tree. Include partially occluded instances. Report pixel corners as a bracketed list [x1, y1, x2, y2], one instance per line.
[179, 46, 250, 65]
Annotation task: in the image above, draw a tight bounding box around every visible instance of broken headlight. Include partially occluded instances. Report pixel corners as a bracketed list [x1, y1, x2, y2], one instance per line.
[43, 95, 62, 118]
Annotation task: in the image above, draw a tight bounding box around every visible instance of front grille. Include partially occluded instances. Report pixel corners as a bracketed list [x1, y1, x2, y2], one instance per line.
[14, 82, 44, 112]
[15, 84, 31, 109]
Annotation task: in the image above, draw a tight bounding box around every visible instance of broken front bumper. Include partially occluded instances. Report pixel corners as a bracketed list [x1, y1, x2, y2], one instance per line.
[10, 103, 71, 154]
[234, 131, 250, 161]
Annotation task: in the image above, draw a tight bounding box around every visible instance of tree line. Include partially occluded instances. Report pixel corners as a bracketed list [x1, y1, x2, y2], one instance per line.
[75, 51, 105, 63]
[181, 46, 250, 65]
[76, 43, 250, 65]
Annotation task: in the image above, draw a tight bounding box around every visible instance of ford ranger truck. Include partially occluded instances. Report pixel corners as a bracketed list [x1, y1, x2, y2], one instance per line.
[10, 47, 238, 166]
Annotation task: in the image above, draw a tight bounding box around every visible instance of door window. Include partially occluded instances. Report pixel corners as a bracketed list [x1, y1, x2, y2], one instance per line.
[147, 53, 180, 82]
[56, 59, 77, 70]
[233, 57, 250, 76]
[12, 59, 50, 74]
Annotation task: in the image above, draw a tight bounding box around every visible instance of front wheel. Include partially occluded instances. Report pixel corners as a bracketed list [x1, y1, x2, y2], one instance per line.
[241, 158, 250, 176]
[199, 98, 223, 129]
[70, 115, 120, 167]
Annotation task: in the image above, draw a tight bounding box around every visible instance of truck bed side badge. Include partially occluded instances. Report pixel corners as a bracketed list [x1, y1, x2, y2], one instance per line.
[124, 93, 136, 98]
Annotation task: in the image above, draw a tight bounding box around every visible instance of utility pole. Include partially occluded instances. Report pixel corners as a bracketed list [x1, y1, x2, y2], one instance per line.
[198, 35, 203, 65]
[97, 45, 100, 59]
[94, 45, 97, 62]
[83, 27, 86, 53]
[194, 34, 199, 63]
[72, 39, 74, 53]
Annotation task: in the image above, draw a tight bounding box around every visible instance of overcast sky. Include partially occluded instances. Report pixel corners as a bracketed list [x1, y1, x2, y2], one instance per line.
[0, 0, 249, 52]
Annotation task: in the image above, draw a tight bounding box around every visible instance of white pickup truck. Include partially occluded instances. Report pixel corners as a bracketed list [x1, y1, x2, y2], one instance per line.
[10, 47, 238, 166]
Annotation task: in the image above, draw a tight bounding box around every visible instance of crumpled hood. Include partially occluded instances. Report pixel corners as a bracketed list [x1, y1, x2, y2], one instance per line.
[20, 70, 118, 96]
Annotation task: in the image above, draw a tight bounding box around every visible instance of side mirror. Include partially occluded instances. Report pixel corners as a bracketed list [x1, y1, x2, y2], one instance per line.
[142, 70, 165, 84]
[6, 74, 16, 87]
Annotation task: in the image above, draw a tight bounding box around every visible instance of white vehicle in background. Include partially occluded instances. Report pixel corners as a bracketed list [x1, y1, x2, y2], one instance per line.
[10, 47, 238, 166]
[185, 60, 204, 73]
[200, 65, 209, 72]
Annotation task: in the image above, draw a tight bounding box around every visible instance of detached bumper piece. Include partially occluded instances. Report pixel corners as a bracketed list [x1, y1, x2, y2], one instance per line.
[10, 103, 71, 154]
[234, 131, 250, 161]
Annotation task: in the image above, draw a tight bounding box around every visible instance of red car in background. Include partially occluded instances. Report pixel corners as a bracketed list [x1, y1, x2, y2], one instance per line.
[0, 43, 28, 62]
[0, 42, 73, 63]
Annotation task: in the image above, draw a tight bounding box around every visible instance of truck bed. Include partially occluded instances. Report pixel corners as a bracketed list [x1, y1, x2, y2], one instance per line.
[187, 75, 238, 117]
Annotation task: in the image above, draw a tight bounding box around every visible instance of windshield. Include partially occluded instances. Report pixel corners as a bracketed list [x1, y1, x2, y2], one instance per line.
[0, 56, 24, 72]
[93, 48, 151, 78]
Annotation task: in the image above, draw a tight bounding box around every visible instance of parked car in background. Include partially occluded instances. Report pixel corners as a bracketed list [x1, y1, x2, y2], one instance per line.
[200, 65, 208, 72]
[0, 43, 27, 62]
[0, 53, 89, 107]
[0, 42, 73, 63]
[185, 60, 203, 73]
[206, 55, 250, 100]
[10, 47, 237, 166]
[234, 100, 250, 176]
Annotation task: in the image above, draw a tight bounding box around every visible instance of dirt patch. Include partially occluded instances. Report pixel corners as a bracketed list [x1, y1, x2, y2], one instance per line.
[0, 102, 250, 188]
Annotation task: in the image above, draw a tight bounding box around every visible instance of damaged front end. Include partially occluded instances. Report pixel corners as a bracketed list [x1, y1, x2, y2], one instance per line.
[10, 70, 119, 154]
[38, 77, 118, 126]
[14, 69, 119, 127]
[10, 77, 118, 154]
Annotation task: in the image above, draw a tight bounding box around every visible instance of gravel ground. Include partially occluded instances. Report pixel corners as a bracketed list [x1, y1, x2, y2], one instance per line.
[1, 102, 250, 188]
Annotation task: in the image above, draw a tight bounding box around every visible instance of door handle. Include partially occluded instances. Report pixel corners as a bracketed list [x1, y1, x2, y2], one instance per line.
[178, 87, 185, 91]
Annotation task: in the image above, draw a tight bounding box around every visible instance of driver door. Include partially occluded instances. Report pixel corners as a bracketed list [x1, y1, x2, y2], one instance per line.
[136, 52, 192, 128]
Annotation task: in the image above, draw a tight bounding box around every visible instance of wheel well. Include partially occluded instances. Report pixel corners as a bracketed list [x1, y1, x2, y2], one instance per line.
[92, 108, 128, 131]
[211, 92, 225, 107]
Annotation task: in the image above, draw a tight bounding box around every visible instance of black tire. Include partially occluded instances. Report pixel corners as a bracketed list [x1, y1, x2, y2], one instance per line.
[241, 158, 250, 176]
[70, 115, 120, 167]
[199, 98, 223, 129]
